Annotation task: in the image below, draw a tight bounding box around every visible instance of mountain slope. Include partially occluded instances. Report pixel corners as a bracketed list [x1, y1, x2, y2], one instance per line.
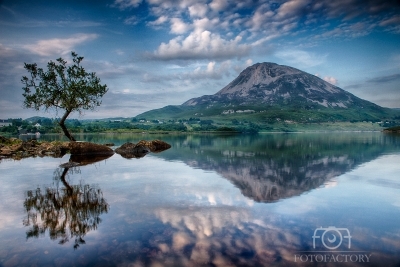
[136, 62, 398, 127]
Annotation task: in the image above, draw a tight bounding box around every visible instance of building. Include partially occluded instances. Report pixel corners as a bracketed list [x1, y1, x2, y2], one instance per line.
[0, 119, 11, 127]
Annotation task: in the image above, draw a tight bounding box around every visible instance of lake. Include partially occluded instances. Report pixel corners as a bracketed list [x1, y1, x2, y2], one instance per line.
[0, 132, 399, 267]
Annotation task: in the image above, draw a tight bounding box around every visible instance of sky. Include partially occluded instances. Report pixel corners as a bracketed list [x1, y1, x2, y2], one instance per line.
[0, 0, 399, 119]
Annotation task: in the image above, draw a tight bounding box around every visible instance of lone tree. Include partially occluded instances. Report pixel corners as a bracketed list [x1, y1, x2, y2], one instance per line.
[21, 52, 108, 141]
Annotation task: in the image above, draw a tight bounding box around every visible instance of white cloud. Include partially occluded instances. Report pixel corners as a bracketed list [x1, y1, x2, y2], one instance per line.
[324, 76, 338, 85]
[152, 31, 251, 61]
[0, 43, 15, 58]
[193, 17, 219, 32]
[113, 0, 142, 9]
[23, 33, 98, 56]
[124, 16, 139, 25]
[276, 49, 326, 67]
[190, 60, 232, 79]
[245, 59, 253, 67]
[148, 15, 168, 26]
[379, 15, 400, 26]
[209, 0, 229, 12]
[188, 3, 208, 18]
[276, 0, 311, 19]
[170, 18, 191, 34]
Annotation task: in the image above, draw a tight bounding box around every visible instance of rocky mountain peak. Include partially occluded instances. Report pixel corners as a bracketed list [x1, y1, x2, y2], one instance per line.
[216, 62, 301, 96]
[183, 62, 357, 108]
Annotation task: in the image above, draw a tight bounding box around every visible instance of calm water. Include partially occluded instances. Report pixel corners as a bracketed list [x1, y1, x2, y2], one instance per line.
[0, 132, 399, 267]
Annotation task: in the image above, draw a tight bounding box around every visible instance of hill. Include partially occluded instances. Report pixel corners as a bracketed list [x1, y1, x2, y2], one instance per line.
[136, 62, 400, 131]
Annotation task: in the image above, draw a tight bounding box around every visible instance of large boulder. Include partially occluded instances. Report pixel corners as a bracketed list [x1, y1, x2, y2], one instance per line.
[69, 142, 114, 155]
[115, 140, 171, 159]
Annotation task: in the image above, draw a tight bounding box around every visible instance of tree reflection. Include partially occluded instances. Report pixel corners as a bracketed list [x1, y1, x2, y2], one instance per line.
[23, 160, 109, 249]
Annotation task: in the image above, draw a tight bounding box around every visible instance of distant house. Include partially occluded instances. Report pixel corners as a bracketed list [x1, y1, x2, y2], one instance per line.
[34, 123, 41, 128]
[0, 119, 11, 127]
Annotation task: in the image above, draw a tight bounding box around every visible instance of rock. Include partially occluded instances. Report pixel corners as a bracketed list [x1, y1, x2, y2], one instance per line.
[115, 142, 151, 159]
[115, 140, 171, 159]
[150, 139, 171, 152]
[0, 148, 12, 156]
[0, 137, 110, 160]
[69, 142, 114, 155]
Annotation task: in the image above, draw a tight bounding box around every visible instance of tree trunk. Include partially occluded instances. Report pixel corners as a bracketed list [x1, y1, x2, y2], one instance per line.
[59, 110, 76, 141]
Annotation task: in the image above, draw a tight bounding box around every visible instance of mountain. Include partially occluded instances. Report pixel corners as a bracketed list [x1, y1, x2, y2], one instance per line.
[184, 62, 367, 108]
[136, 62, 399, 130]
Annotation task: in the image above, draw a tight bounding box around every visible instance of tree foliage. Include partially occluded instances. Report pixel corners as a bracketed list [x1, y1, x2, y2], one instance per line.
[21, 52, 108, 141]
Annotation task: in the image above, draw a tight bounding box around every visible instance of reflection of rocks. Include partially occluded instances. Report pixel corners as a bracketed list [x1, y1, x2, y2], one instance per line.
[115, 140, 171, 159]
[60, 153, 113, 168]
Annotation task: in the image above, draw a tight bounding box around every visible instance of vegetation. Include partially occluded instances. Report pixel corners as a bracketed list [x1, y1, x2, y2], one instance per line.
[2, 114, 399, 137]
[384, 125, 400, 132]
[21, 52, 108, 141]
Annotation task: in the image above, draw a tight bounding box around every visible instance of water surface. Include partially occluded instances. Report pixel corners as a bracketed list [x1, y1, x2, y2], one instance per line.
[0, 132, 399, 266]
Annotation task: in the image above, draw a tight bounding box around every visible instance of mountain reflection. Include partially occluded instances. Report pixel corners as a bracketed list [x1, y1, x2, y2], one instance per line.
[23, 155, 110, 249]
[157, 133, 400, 202]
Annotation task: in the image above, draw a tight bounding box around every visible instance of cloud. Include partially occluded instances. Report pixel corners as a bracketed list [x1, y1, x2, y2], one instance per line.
[190, 60, 232, 80]
[367, 73, 400, 84]
[379, 15, 400, 26]
[151, 31, 251, 61]
[276, 49, 326, 67]
[117, 0, 400, 64]
[209, 0, 229, 12]
[188, 3, 208, 18]
[170, 18, 191, 34]
[113, 0, 142, 9]
[148, 15, 168, 27]
[276, 0, 311, 19]
[324, 76, 338, 85]
[124, 16, 140, 25]
[23, 33, 98, 56]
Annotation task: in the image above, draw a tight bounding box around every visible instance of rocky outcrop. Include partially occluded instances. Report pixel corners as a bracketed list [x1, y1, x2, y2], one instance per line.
[115, 140, 171, 159]
[0, 136, 69, 160]
[0, 135, 170, 161]
[0, 135, 113, 160]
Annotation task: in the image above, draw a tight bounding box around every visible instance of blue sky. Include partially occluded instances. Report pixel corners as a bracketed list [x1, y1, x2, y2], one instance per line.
[1, 0, 399, 119]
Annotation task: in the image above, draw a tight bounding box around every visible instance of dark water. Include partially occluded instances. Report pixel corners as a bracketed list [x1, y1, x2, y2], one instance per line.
[0, 132, 399, 267]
